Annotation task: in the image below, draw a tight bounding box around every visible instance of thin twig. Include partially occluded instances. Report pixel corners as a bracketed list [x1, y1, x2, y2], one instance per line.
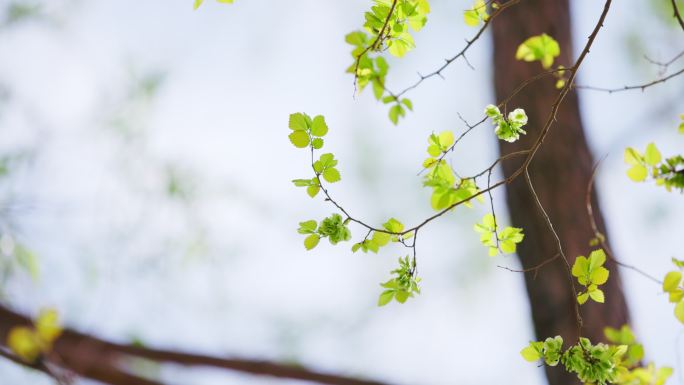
[386, 0, 520, 100]
[584, 158, 662, 285]
[574, 66, 684, 93]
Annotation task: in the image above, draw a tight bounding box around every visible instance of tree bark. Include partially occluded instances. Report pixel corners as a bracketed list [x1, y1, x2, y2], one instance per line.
[491, 2, 630, 385]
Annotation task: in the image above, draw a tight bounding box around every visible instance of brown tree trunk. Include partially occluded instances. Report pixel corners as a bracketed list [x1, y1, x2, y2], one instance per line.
[491, 1, 630, 385]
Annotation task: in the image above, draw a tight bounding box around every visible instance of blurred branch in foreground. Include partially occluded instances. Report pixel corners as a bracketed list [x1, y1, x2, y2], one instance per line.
[0, 304, 394, 385]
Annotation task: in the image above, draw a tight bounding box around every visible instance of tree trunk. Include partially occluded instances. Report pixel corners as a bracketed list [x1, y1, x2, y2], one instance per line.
[491, 2, 630, 385]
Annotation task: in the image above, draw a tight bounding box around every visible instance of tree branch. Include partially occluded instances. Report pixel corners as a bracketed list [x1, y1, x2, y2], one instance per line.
[0, 305, 395, 385]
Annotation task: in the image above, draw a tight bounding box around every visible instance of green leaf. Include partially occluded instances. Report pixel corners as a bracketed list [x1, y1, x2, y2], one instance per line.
[345, 31, 367, 47]
[663, 271, 682, 292]
[644, 142, 662, 166]
[675, 300, 684, 324]
[394, 290, 410, 303]
[520, 344, 541, 362]
[307, 184, 320, 198]
[572, 256, 588, 278]
[194, 0, 204, 9]
[589, 288, 605, 303]
[624, 147, 642, 165]
[298, 220, 317, 234]
[438, 131, 455, 150]
[588, 249, 606, 270]
[515, 33, 560, 69]
[292, 179, 311, 187]
[383, 218, 404, 233]
[500, 240, 516, 254]
[627, 164, 648, 182]
[401, 98, 413, 111]
[289, 113, 309, 131]
[311, 115, 328, 137]
[590, 267, 609, 285]
[304, 234, 320, 250]
[427, 145, 441, 157]
[463, 9, 480, 26]
[669, 289, 684, 303]
[311, 138, 324, 149]
[372, 80, 384, 100]
[372, 231, 391, 246]
[288, 131, 310, 148]
[378, 290, 394, 306]
[322, 167, 341, 183]
[389, 104, 405, 125]
[657, 367, 674, 385]
[577, 292, 589, 305]
[463, 0, 488, 26]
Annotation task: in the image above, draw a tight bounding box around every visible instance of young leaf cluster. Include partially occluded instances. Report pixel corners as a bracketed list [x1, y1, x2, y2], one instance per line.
[7, 308, 62, 363]
[522, 328, 672, 385]
[473, 213, 524, 256]
[571, 248, 610, 304]
[520, 336, 563, 366]
[298, 214, 352, 250]
[515, 33, 560, 69]
[624, 142, 684, 192]
[346, 0, 429, 124]
[662, 258, 684, 324]
[604, 325, 644, 368]
[421, 130, 482, 211]
[351, 218, 410, 253]
[378, 255, 421, 306]
[345, 33, 414, 125]
[289, 113, 342, 199]
[288, 112, 328, 150]
[484, 104, 528, 143]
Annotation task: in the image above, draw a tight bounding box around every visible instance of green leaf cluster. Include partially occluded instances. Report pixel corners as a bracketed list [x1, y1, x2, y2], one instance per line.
[625, 143, 684, 192]
[378, 256, 420, 306]
[345, 34, 414, 125]
[572, 248, 610, 304]
[422, 160, 481, 211]
[289, 113, 339, 198]
[351, 218, 408, 253]
[520, 336, 563, 366]
[385, 96, 413, 125]
[352, 231, 390, 253]
[473, 213, 524, 256]
[313, 153, 342, 183]
[194, 0, 233, 10]
[484, 104, 528, 143]
[463, 0, 489, 27]
[426, 130, 455, 157]
[292, 177, 321, 199]
[662, 258, 684, 324]
[562, 338, 627, 385]
[604, 325, 643, 367]
[297, 214, 352, 250]
[288, 112, 328, 149]
[515, 33, 560, 69]
[362, 0, 430, 58]
[523, 330, 672, 385]
[346, 0, 429, 125]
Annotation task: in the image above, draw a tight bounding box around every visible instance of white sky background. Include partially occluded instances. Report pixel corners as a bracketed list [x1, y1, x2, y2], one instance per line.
[0, 0, 682, 384]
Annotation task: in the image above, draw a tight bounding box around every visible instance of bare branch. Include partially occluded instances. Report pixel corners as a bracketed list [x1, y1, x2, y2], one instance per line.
[574, 66, 684, 93]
